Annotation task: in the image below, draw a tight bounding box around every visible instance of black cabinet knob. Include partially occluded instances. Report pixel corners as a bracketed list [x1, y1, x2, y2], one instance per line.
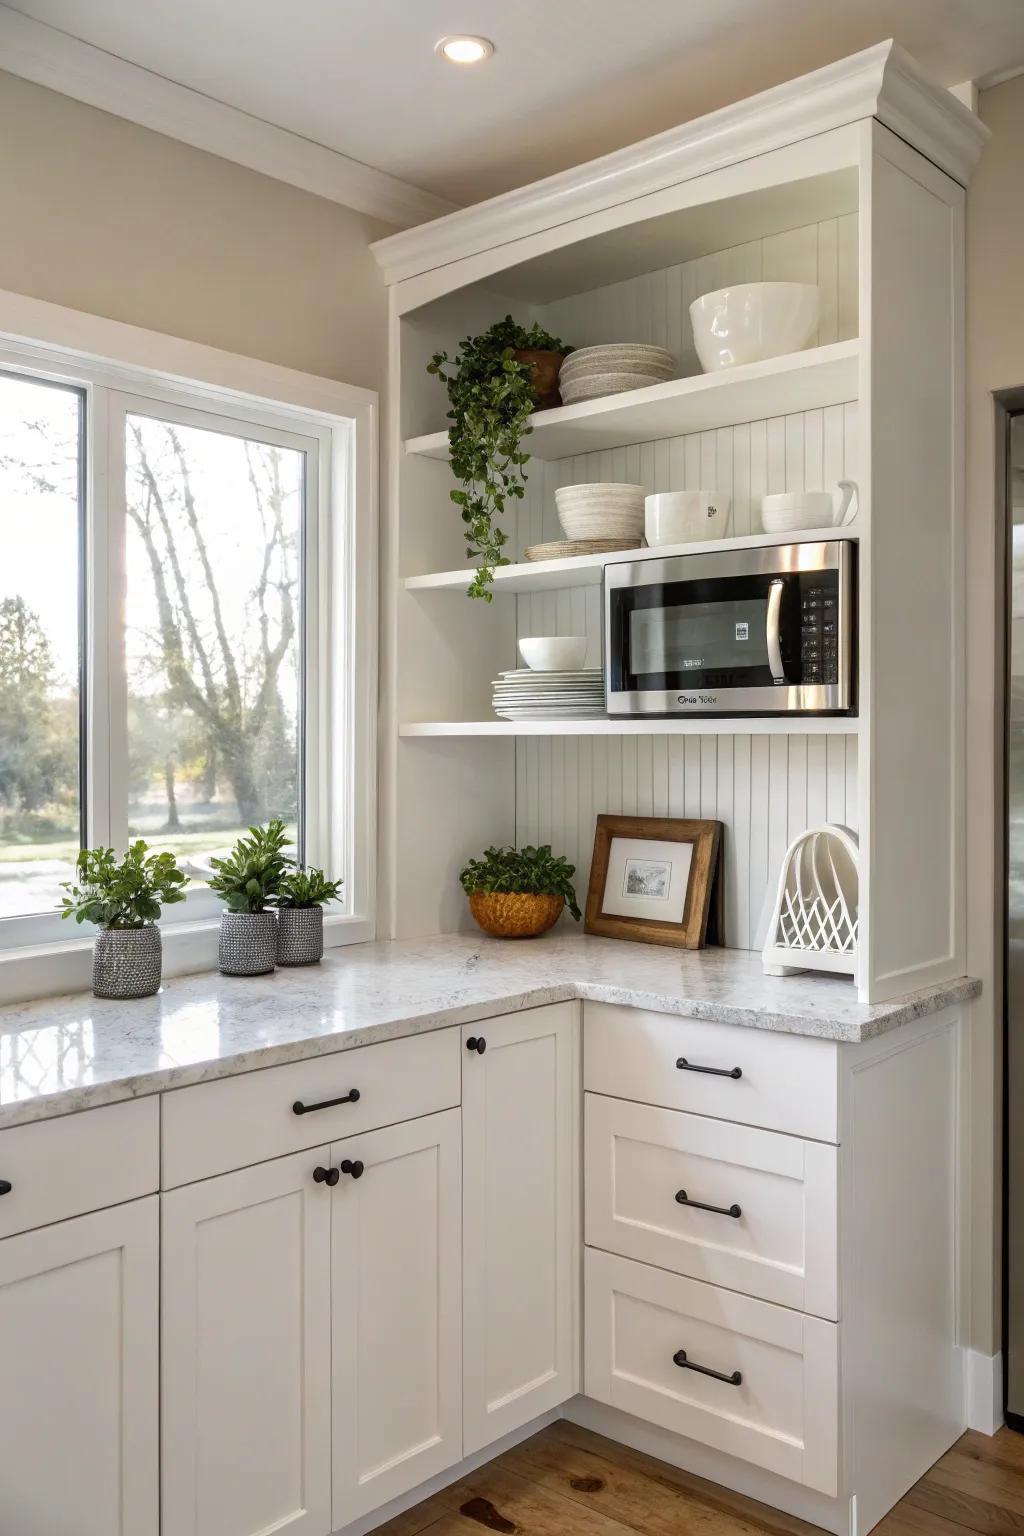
[466, 1036, 486, 1054]
[313, 1165, 340, 1187]
[340, 1159, 364, 1180]
[0, 1180, 11, 1197]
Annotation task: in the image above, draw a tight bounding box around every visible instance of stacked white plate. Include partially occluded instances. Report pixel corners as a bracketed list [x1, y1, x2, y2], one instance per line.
[559, 344, 675, 404]
[492, 669, 605, 720]
[555, 481, 645, 540]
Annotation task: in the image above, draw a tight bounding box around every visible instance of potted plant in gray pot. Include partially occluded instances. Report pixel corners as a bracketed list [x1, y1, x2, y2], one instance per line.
[275, 867, 343, 966]
[59, 841, 189, 999]
[208, 819, 291, 976]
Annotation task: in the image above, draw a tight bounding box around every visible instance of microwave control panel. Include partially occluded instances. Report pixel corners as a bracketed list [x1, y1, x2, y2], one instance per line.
[799, 577, 839, 685]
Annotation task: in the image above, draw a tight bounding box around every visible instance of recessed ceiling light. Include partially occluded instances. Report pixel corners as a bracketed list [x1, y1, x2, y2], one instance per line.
[435, 35, 494, 65]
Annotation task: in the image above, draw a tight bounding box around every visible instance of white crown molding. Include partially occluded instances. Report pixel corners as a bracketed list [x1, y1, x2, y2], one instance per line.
[0, 2, 457, 229]
[372, 39, 989, 287]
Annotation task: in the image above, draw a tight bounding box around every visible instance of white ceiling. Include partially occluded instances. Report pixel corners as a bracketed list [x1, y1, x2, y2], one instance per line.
[6, 0, 1024, 206]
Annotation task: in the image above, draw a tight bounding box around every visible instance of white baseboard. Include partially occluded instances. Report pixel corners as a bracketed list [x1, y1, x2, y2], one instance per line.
[331, 1408, 563, 1536]
[966, 1348, 1004, 1435]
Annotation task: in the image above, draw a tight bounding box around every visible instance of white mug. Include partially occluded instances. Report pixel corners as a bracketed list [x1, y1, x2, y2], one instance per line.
[645, 491, 732, 546]
[760, 479, 858, 535]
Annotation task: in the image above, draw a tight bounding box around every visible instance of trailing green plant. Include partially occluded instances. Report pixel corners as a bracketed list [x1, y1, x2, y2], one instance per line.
[459, 844, 581, 921]
[208, 819, 292, 914]
[276, 867, 343, 909]
[427, 316, 571, 600]
[59, 841, 188, 929]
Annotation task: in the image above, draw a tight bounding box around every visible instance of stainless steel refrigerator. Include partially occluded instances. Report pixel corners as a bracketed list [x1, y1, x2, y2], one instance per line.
[1006, 410, 1024, 1428]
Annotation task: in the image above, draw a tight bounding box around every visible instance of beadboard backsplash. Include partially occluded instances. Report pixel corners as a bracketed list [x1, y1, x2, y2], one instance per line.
[508, 216, 860, 952]
[540, 213, 858, 373]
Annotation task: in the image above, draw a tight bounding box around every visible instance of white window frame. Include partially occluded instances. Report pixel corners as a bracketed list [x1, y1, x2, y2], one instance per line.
[0, 290, 378, 1004]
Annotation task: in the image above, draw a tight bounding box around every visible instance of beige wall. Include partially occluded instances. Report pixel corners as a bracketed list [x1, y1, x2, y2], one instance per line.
[0, 69, 392, 391]
[966, 72, 1024, 1362]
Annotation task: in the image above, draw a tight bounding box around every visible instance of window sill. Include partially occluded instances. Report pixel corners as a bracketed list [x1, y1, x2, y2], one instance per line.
[0, 912, 374, 1008]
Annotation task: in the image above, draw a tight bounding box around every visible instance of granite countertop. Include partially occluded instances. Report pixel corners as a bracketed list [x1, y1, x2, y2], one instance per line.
[0, 932, 980, 1128]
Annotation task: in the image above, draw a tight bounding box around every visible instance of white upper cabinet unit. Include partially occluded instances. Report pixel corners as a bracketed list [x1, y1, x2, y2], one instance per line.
[331, 1109, 463, 1528]
[0, 1196, 159, 1536]
[461, 1002, 580, 1453]
[371, 43, 987, 1005]
[161, 1149, 332, 1536]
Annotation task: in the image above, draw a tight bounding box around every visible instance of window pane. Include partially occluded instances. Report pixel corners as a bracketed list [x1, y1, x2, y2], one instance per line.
[124, 413, 304, 874]
[0, 372, 83, 920]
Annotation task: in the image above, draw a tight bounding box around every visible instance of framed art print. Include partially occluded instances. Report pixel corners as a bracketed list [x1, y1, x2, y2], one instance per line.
[585, 815, 722, 949]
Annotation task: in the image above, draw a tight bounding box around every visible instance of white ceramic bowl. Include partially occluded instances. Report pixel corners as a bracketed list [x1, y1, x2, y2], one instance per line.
[689, 282, 821, 373]
[645, 491, 732, 545]
[518, 636, 588, 672]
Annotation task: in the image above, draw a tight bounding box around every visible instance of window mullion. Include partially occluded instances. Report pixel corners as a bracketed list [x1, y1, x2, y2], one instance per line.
[84, 383, 114, 850]
[104, 390, 130, 852]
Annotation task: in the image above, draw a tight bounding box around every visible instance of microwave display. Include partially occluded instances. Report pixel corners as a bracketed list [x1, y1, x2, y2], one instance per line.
[604, 541, 854, 717]
[630, 597, 771, 678]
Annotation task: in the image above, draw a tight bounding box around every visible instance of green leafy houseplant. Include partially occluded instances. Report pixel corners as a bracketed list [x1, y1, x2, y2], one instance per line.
[60, 841, 188, 928]
[427, 316, 572, 600]
[208, 818, 291, 914]
[460, 844, 582, 921]
[276, 868, 344, 908]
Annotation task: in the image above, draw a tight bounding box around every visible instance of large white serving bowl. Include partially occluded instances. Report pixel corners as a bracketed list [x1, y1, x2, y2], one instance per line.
[518, 636, 589, 671]
[645, 491, 732, 545]
[689, 282, 821, 373]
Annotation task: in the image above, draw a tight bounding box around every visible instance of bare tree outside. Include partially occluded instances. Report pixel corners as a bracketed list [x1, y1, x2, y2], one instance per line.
[124, 412, 303, 870]
[0, 373, 304, 920]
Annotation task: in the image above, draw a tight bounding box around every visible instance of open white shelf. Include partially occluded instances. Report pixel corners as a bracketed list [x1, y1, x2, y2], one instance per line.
[405, 523, 859, 595]
[400, 717, 860, 738]
[405, 339, 859, 463]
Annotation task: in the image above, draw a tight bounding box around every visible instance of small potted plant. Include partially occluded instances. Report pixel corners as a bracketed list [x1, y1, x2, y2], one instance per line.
[275, 867, 343, 966]
[208, 819, 291, 976]
[459, 844, 582, 939]
[60, 841, 188, 999]
[427, 316, 572, 600]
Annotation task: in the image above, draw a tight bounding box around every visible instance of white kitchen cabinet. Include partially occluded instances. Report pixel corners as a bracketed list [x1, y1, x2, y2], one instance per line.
[461, 1002, 579, 1453]
[0, 1195, 159, 1536]
[331, 1108, 462, 1527]
[161, 1147, 332, 1536]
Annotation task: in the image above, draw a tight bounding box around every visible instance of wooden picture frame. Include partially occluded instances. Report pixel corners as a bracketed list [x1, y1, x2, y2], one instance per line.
[585, 815, 722, 950]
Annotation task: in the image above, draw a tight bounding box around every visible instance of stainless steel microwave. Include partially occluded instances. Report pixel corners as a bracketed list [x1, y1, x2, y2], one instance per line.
[603, 540, 855, 717]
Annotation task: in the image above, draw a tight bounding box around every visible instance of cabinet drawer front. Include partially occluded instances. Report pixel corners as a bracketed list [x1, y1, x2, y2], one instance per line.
[585, 1248, 838, 1497]
[585, 1095, 837, 1318]
[0, 1097, 159, 1239]
[583, 1002, 838, 1143]
[162, 1029, 461, 1187]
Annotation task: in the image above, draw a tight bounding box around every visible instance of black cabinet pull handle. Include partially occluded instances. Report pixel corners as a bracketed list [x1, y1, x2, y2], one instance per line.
[313, 1165, 340, 1187]
[293, 1088, 360, 1115]
[676, 1057, 741, 1080]
[340, 1159, 364, 1179]
[675, 1189, 742, 1219]
[466, 1036, 486, 1054]
[673, 1348, 742, 1386]
[0, 1180, 11, 1197]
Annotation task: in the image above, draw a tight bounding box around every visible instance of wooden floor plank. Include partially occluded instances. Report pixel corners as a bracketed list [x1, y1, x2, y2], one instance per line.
[374, 1423, 1024, 1536]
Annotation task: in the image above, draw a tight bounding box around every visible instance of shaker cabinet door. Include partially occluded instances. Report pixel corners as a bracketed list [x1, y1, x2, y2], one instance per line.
[462, 1002, 580, 1454]
[331, 1108, 463, 1528]
[0, 1195, 159, 1536]
[161, 1149, 332, 1536]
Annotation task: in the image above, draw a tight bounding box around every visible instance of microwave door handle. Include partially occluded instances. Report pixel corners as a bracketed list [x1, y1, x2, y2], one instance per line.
[766, 578, 786, 684]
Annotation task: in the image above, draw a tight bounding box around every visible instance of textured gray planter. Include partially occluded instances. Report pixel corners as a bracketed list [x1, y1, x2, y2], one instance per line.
[219, 911, 277, 976]
[276, 906, 324, 966]
[93, 926, 162, 1000]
